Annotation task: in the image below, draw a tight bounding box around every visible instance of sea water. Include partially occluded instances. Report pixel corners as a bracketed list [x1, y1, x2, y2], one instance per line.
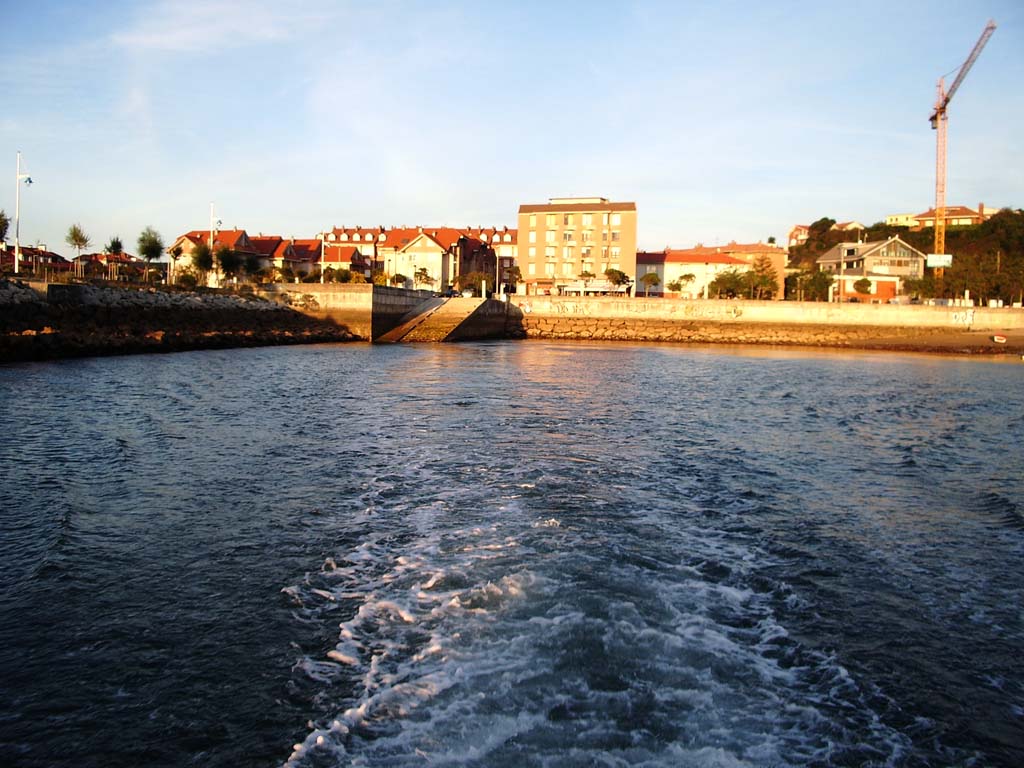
[1, 342, 1021, 767]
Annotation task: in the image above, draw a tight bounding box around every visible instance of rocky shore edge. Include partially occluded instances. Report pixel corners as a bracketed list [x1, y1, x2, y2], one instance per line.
[1, 280, 359, 362]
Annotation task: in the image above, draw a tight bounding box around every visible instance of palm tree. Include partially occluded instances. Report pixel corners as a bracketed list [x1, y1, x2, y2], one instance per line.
[66, 223, 91, 277]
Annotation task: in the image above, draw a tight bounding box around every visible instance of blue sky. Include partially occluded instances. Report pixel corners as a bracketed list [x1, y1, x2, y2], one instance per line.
[2, 0, 1022, 257]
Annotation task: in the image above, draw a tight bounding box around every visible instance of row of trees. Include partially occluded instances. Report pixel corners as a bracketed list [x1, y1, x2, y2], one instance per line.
[61, 224, 165, 281]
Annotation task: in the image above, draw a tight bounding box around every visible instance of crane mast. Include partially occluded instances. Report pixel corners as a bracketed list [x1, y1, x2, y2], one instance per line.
[930, 19, 996, 265]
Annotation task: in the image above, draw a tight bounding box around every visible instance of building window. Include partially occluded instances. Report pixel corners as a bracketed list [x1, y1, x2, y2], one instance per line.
[611, 213, 621, 226]
[602, 231, 608, 241]
[583, 260, 593, 272]
[602, 247, 608, 258]
[528, 230, 536, 244]
[563, 231, 573, 242]
[546, 213, 556, 227]
[545, 246, 555, 257]
[562, 246, 573, 259]
[563, 214, 573, 226]
[545, 262, 555, 276]
[582, 213, 592, 226]
[602, 213, 609, 226]
[582, 246, 591, 256]
[562, 262, 574, 276]
[528, 214, 536, 227]
[582, 230, 592, 242]
[611, 247, 621, 258]
[528, 263, 536, 275]
[611, 231, 620, 242]
[528, 246, 536, 257]
[545, 230, 555, 243]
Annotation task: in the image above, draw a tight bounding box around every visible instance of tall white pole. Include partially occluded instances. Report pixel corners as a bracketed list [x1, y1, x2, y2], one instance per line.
[14, 152, 21, 275]
[320, 231, 325, 284]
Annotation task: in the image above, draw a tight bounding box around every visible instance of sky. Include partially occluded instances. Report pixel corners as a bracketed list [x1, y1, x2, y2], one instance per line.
[1, 0, 1022, 257]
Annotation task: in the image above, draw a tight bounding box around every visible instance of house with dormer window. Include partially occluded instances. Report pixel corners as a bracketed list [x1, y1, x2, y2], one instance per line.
[816, 236, 925, 302]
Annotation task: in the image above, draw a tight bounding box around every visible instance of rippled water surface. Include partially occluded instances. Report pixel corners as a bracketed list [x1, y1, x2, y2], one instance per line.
[1, 342, 1022, 767]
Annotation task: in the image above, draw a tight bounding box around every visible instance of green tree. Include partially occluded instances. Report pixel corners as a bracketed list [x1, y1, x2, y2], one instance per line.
[853, 277, 873, 295]
[191, 241, 214, 273]
[414, 267, 435, 288]
[455, 271, 493, 294]
[105, 236, 124, 255]
[391, 273, 407, 286]
[137, 227, 164, 283]
[371, 269, 388, 286]
[604, 268, 630, 286]
[1, 209, 11, 241]
[505, 265, 523, 289]
[668, 272, 696, 295]
[216, 246, 242, 279]
[243, 252, 263, 281]
[335, 268, 353, 283]
[639, 271, 660, 296]
[707, 268, 746, 298]
[785, 269, 833, 301]
[175, 269, 199, 290]
[748, 254, 778, 299]
[767, 236, 776, 245]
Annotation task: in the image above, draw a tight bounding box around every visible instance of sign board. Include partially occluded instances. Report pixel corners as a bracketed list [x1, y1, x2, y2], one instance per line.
[926, 254, 953, 268]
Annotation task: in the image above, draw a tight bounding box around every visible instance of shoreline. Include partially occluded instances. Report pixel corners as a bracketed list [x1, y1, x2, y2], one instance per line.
[2, 280, 1022, 363]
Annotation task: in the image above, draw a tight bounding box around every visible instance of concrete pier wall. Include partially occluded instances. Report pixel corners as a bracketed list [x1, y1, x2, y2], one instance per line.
[259, 284, 434, 340]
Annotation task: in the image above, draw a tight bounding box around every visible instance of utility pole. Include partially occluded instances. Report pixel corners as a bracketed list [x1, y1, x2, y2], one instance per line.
[14, 152, 33, 275]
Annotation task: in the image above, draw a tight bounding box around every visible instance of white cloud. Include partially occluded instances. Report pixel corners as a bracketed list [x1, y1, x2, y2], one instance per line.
[110, 0, 330, 54]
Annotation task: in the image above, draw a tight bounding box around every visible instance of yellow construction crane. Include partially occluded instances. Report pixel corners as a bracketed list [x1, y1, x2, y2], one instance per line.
[929, 19, 996, 266]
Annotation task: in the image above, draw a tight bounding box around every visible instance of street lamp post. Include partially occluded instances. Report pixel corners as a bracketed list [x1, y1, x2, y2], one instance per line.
[14, 152, 33, 275]
[320, 231, 325, 284]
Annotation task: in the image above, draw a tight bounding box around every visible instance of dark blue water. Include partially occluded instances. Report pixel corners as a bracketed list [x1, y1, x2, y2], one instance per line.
[1, 342, 1022, 767]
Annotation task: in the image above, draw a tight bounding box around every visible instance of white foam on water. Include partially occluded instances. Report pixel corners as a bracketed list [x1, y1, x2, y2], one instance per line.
[282, 495, 917, 767]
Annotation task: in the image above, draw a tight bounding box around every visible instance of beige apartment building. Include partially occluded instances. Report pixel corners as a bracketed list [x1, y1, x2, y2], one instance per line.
[516, 197, 637, 295]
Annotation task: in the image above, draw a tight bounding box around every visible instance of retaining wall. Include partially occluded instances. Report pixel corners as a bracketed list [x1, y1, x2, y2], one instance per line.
[513, 297, 1024, 333]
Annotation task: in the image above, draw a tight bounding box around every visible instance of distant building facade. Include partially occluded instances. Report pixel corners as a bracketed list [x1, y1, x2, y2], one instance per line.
[516, 197, 637, 295]
[637, 241, 786, 299]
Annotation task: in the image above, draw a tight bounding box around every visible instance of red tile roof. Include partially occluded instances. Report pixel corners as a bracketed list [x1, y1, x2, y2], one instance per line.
[912, 205, 981, 219]
[322, 244, 361, 264]
[249, 236, 283, 256]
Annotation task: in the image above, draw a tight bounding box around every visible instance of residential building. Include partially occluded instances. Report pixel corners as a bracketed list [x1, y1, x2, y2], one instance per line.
[910, 203, 992, 231]
[166, 229, 261, 283]
[465, 226, 518, 292]
[637, 248, 760, 299]
[816, 236, 925, 302]
[374, 226, 495, 291]
[788, 224, 810, 248]
[885, 212, 919, 227]
[831, 221, 866, 232]
[516, 197, 637, 295]
[1, 244, 71, 273]
[885, 203, 999, 230]
[324, 226, 387, 264]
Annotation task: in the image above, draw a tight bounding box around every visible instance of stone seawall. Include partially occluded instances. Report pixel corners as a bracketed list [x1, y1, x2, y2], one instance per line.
[512, 297, 1024, 354]
[1, 281, 358, 362]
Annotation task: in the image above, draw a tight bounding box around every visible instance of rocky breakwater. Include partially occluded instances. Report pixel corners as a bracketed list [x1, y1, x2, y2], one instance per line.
[0, 280, 358, 362]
